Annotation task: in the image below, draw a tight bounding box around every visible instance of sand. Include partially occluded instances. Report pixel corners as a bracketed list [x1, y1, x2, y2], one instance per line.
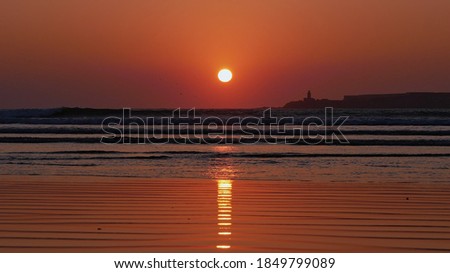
[0, 175, 449, 252]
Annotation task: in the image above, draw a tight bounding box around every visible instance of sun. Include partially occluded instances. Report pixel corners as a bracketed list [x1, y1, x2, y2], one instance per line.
[218, 69, 232, 83]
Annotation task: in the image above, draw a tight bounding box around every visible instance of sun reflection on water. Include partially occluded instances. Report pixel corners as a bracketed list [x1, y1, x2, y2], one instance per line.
[216, 179, 233, 250]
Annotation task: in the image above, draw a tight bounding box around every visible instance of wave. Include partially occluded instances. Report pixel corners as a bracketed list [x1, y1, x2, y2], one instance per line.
[2, 108, 450, 126]
[0, 108, 61, 118]
[2, 118, 450, 126]
[6, 150, 208, 155]
[2, 162, 98, 167]
[3, 107, 450, 117]
[1, 127, 450, 136]
[3, 151, 450, 159]
[231, 153, 450, 158]
[1, 136, 450, 146]
[1, 155, 171, 161]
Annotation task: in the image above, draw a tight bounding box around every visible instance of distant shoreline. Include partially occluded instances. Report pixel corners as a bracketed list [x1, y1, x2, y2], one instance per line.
[284, 91, 450, 109]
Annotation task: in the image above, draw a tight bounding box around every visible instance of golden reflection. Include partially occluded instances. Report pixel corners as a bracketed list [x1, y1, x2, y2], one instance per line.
[213, 146, 235, 153]
[216, 245, 231, 249]
[216, 179, 233, 249]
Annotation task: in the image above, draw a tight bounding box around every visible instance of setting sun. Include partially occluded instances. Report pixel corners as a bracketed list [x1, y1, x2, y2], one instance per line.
[218, 69, 232, 83]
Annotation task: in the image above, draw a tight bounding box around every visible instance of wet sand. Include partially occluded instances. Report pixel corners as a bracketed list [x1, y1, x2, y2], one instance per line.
[0, 175, 449, 252]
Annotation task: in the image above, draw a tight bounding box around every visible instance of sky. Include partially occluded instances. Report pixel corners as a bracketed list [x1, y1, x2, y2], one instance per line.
[1, 0, 450, 108]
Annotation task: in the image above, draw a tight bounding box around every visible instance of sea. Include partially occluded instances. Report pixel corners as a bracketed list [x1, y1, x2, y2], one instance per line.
[1, 108, 449, 183]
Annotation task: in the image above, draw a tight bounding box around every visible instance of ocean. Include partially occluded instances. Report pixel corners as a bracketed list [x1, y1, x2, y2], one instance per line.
[1, 108, 449, 182]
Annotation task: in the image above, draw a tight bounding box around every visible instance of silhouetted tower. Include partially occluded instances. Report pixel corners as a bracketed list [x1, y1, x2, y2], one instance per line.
[307, 90, 312, 99]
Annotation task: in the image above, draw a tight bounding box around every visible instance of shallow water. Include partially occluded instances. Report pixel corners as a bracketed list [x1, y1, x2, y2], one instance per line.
[0, 176, 449, 252]
[1, 143, 449, 183]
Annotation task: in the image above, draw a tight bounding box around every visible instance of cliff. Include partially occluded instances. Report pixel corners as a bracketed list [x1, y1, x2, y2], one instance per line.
[284, 92, 450, 109]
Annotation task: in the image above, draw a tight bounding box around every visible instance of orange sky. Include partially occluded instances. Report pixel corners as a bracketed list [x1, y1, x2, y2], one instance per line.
[1, 0, 450, 108]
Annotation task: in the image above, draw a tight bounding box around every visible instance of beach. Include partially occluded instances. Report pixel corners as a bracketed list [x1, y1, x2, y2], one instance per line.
[1, 108, 450, 253]
[1, 175, 449, 252]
